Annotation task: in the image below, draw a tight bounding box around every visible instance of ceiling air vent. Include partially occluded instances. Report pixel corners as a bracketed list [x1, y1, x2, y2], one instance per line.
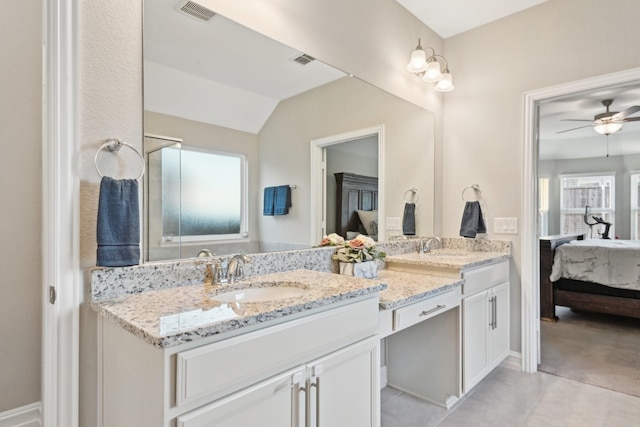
[176, 0, 216, 22]
[291, 54, 315, 66]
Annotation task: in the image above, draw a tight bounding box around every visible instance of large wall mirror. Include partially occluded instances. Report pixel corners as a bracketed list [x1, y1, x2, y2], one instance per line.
[143, 0, 435, 261]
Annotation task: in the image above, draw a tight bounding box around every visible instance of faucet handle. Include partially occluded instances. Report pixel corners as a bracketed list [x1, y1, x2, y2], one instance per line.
[212, 260, 223, 285]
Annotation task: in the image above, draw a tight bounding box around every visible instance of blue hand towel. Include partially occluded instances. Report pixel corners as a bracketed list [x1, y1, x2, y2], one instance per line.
[402, 203, 416, 235]
[460, 201, 486, 238]
[97, 176, 140, 267]
[274, 185, 292, 215]
[263, 187, 275, 216]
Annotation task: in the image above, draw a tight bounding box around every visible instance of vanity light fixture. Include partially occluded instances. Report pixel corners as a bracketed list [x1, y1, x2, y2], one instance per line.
[406, 39, 454, 92]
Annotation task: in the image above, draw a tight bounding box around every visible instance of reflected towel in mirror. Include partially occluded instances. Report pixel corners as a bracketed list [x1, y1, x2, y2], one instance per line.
[263, 186, 275, 216]
[402, 203, 416, 235]
[274, 185, 292, 215]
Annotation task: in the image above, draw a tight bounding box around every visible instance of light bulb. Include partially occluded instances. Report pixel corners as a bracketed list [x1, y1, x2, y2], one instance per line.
[593, 122, 622, 135]
[407, 48, 427, 73]
[422, 61, 442, 83]
[435, 73, 454, 92]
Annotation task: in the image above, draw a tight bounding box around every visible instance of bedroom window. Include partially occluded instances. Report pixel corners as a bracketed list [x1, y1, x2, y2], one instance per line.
[159, 147, 248, 242]
[631, 173, 640, 239]
[539, 177, 549, 236]
[560, 174, 615, 238]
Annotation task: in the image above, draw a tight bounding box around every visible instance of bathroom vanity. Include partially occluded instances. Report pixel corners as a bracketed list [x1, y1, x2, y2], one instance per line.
[92, 270, 385, 427]
[383, 245, 510, 398]
[91, 238, 511, 426]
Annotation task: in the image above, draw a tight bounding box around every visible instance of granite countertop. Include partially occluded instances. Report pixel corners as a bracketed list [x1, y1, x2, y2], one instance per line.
[90, 269, 386, 349]
[377, 269, 463, 310]
[386, 249, 509, 272]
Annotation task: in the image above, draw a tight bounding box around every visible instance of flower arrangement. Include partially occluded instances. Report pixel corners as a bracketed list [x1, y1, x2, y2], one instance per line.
[318, 233, 345, 247]
[330, 234, 386, 263]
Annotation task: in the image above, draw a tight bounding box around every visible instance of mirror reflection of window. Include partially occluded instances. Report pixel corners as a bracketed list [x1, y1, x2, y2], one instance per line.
[159, 147, 247, 243]
[538, 177, 549, 236]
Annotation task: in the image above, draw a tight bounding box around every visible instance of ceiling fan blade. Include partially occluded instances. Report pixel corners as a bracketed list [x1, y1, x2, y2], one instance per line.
[612, 105, 640, 120]
[621, 116, 640, 122]
[560, 119, 593, 122]
[556, 125, 594, 134]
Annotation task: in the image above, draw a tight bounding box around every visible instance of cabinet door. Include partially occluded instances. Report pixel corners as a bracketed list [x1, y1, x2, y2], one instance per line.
[463, 290, 489, 392]
[308, 338, 379, 427]
[488, 282, 509, 367]
[176, 367, 304, 427]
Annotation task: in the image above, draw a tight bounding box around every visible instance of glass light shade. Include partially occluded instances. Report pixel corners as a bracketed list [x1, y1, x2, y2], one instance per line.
[593, 122, 622, 135]
[435, 73, 454, 92]
[406, 49, 428, 73]
[422, 61, 442, 83]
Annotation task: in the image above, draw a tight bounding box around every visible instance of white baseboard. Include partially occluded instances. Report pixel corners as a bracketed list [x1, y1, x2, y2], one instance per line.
[502, 351, 523, 371]
[0, 402, 41, 427]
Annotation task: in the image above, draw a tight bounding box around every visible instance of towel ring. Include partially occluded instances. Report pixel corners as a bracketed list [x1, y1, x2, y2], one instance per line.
[461, 184, 481, 202]
[95, 138, 145, 181]
[404, 187, 419, 203]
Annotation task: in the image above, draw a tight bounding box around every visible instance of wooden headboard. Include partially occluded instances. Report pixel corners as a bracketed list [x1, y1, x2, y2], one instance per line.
[334, 172, 378, 238]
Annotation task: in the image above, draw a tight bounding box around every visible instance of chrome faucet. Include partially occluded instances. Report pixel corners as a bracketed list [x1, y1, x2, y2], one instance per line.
[197, 249, 215, 258]
[226, 253, 251, 283]
[425, 236, 442, 251]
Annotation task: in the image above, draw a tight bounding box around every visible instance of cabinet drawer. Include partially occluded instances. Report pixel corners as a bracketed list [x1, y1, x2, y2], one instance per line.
[462, 261, 509, 296]
[175, 297, 378, 407]
[393, 287, 461, 332]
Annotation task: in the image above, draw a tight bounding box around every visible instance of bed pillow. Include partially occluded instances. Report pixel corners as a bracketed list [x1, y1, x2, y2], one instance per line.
[356, 209, 378, 237]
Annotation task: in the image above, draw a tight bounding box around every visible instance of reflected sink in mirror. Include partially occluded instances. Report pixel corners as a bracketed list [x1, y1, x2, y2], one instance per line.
[210, 282, 310, 303]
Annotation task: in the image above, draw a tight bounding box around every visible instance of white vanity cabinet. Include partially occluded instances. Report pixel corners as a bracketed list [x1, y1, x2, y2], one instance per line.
[99, 296, 380, 427]
[177, 337, 378, 427]
[462, 261, 510, 392]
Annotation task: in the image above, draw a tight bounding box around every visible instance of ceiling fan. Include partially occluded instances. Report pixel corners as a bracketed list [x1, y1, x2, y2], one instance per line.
[557, 99, 640, 135]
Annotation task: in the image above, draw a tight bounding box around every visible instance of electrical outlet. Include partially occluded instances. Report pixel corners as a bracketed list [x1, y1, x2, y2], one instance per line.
[386, 217, 402, 230]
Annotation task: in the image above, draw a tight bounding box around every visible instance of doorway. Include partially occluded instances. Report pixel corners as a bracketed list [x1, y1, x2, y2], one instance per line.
[521, 67, 640, 373]
[310, 125, 385, 244]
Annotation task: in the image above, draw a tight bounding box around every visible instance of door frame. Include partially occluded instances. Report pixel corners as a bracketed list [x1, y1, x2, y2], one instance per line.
[42, 0, 80, 425]
[521, 67, 640, 373]
[310, 125, 385, 244]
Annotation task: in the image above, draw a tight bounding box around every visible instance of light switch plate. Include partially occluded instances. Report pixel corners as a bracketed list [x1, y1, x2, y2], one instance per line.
[387, 217, 402, 230]
[494, 217, 518, 234]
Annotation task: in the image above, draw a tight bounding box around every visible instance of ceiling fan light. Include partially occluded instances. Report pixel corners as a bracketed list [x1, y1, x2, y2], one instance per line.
[435, 73, 454, 92]
[422, 61, 442, 83]
[407, 48, 428, 73]
[594, 122, 622, 135]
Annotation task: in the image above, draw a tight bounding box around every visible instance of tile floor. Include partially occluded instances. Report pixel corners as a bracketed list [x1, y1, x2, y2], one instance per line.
[381, 362, 640, 426]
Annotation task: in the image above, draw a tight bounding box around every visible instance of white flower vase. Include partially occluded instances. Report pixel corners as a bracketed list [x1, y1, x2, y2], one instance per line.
[339, 261, 378, 279]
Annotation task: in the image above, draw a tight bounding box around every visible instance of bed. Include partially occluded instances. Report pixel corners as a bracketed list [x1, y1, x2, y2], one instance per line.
[334, 172, 378, 240]
[540, 234, 640, 321]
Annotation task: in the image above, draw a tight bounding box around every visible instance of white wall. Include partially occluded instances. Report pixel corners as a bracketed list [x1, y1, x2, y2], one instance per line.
[442, 0, 640, 352]
[258, 77, 435, 246]
[78, 1, 143, 425]
[0, 0, 42, 413]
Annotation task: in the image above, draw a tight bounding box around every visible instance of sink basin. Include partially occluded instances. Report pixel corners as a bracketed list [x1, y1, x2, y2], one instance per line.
[211, 282, 310, 303]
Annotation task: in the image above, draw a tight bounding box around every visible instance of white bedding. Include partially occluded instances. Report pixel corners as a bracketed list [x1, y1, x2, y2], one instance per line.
[550, 239, 640, 291]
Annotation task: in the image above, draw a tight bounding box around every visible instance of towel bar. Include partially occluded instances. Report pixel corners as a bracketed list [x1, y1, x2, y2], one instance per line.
[95, 138, 145, 180]
[461, 184, 481, 202]
[403, 187, 419, 203]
